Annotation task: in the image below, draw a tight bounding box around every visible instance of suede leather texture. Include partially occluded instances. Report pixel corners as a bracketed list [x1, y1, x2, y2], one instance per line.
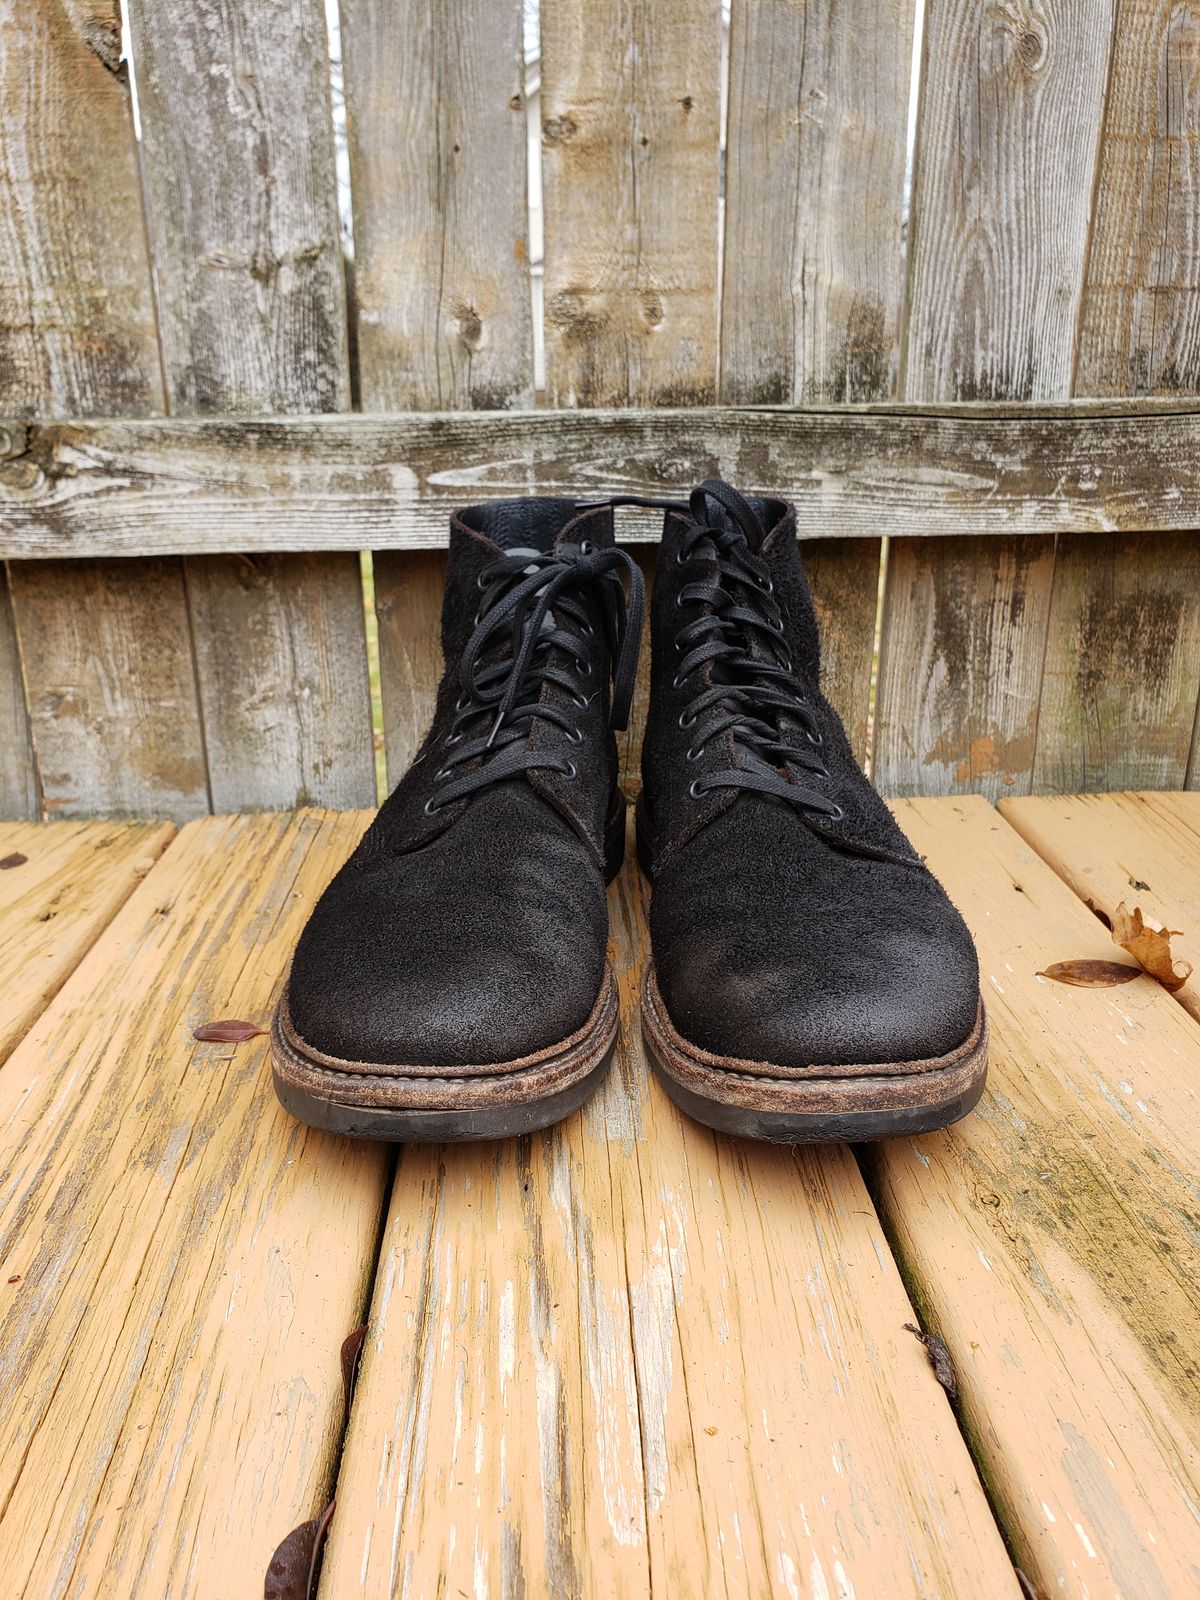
[287, 499, 620, 1068]
[641, 500, 982, 1070]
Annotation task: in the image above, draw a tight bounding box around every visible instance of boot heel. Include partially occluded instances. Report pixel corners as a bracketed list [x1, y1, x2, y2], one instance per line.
[604, 792, 628, 882]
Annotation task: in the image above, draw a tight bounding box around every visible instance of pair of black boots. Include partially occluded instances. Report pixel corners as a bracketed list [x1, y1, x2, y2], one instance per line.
[272, 481, 988, 1144]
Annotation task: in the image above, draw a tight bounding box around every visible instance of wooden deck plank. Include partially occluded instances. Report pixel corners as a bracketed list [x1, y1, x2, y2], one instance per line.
[15, 406, 1200, 559]
[0, 810, 390, 1599]
[999, 791, 1200, 1027]
[0, 819, 174, 1069]
[865, 796, 1200, 1600]
[318, 849, 1018, 1600]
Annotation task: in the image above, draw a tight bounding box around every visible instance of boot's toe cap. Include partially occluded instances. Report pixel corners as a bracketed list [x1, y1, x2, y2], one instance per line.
[657, 919, 980, 1069]
[286, 839, 607, 1069]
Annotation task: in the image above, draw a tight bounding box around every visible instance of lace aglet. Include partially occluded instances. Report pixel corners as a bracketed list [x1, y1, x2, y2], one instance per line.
[485, 708, 504, 748]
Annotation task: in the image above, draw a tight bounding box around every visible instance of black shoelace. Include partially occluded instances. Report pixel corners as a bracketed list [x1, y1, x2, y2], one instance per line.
[424, 540, 644, 816]
[671, 479, 844, 822]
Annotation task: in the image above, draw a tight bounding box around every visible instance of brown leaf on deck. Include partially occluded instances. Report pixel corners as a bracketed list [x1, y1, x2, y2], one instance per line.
[1038, 959, 1142, 988]
[193, 1019, 265, 1042]
[904, 1322, 958, 1402]
[1111, 901, 1192, 993]
[264, 1499, 335, 1600]
[341, 1324, 368, 1408]
[0, 852, 27, 869]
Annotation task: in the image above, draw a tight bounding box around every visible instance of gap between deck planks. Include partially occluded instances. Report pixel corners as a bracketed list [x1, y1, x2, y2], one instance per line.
[318, 819, 1017, 1600]
[3, 799, 1199, 1597]
[999, 791, 1200, 1026]
[0, 810, 391, 1599]
[866, 796, 1200, 1600]
[0, 818, 174, 1067]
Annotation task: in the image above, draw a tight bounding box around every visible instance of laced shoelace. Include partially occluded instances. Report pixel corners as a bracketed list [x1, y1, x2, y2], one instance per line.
[424, 540, 644, 816]
[670, 479, 844, 823]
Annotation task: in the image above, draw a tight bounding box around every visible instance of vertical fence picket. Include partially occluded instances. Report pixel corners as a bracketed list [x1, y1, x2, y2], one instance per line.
[0, 0, 210, 821]
[1040, 0, 1200, 793]
[340, 0, 530, 791]
[126, 0, 374, 813]
[540, 0, 723, 409]
[0, 565, 36, 819]
[720, 0, 914, 764]
[539, 0, 721, 789]
[874, 0, 1117, 799]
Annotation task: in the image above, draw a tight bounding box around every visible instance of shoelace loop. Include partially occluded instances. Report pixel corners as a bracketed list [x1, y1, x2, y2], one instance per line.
[425, 541, 644, 815]
[672, 480, 844, 823]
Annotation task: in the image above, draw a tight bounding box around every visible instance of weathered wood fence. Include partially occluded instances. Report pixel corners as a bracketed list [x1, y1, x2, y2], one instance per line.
[2, 0, 1199, 820]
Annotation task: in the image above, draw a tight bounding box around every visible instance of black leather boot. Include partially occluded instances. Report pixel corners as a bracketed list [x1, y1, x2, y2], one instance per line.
[272, 498, 643, 1140]
[637, 480, 988, 1142]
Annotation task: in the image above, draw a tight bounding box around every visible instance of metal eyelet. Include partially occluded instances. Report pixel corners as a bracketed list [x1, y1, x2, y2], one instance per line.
[476, 572, 489, 590]
[685, 743, 705, 763]
[473, 608, 484, 625]
[562, 760, 578, 780]
[806, 729, 823, 747]
[688, 778, 707, 800]
[423, 796, 445, 817]
[676, 548, 690, 566]
[675, 591, 687, 608]
[825, 803, 844, 822]
[671, 669, 690, 689]
[445, 730, 463, 746]
[816, 765, 832, 780]
[434, 766, 452, 781]
[577, 660, 592, 678]
[578, 620, 594, 637]
[769, 616, 785, 634]
[754, 574, 773, 594]
[579, 539, 593, 555]
[677, 709, 697, 730]
[571, 690, 589, 708]
[566, 725, 584, 744]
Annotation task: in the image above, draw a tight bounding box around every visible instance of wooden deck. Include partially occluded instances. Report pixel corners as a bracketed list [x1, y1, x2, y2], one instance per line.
[0, 796, 1197, 1599]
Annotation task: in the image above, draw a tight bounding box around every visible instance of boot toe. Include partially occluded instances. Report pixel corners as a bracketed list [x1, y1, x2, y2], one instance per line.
[286, 809, 607, 1068]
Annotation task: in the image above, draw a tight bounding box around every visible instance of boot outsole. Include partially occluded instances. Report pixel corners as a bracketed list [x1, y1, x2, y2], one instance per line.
[271, 966, 620, 1142]
[640, 965, 989, 1144]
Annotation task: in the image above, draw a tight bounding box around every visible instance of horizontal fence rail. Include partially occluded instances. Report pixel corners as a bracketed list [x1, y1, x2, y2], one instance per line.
[3, 404, 1200, 556]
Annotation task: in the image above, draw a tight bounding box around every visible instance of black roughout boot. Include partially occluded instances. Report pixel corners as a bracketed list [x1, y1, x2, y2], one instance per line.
[636, 479, 988, 1143]
[272, 498, 643, 1140]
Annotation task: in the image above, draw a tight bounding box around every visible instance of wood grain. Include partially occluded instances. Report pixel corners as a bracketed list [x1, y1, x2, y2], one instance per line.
[874, 535, 1055, 798]
[318, 849, 1019, 1600]
[341, 0, 532, 410]
[0, 817, 173, 1065]
[126, 0, 366, 817]
[804, 538, 882, 767]
[1032, 531, 1200, 794]
[902, 0, 1115, 402]
[8, 558, 209, 820]
[883, 0, 1117, 799]
[721, 0, 914, 403]
[1076, 0, 1200, 396]
[0, 0, 161, 418]
[372, 550, 447, 789]
[10, 406, 1200, 557]
[0, 563, 35, 819]
[868, 796, 1200, 1600]
[540, 0, 722, 406]
[999, 789, 1200, 1025]
[126, 0, 348, 412]
[0, 809, 390, 1598]
[186, 553, 376, 811]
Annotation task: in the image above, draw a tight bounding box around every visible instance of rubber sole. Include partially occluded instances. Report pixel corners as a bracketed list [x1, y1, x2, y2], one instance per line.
[270, 792, 627, 1141]
[641, 966, 989, 1143]
[272, 964, 620, 1141]
[635, 794, 989, 1143]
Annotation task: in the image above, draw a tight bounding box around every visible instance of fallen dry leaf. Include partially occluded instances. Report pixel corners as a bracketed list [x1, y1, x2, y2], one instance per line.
[340, 1324, 368, 1407]
[263, 1500, 335, 1600]
[193, 1019, 265, 1042]
[904, 1322, 958, 1402]
[0, 852, 27, 869]
[1038, 959, 1142, 988]
[1111, 901, 1192, 994]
